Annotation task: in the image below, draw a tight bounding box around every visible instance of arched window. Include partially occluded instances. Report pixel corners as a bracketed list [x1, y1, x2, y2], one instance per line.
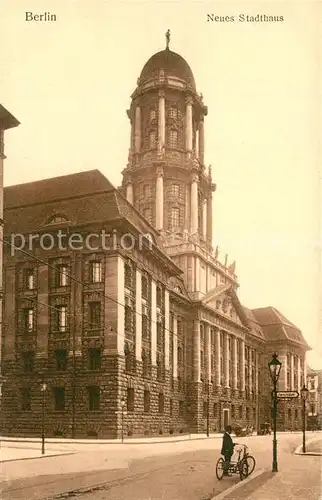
[150, 109, 156, 121]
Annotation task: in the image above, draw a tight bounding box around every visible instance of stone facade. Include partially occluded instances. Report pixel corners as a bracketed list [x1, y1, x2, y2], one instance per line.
[1, 42, 311, 438]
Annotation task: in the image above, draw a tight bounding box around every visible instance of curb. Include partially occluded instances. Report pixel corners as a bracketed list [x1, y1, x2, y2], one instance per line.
[210, 469, 266, 500]
[294, 437, 322, 456]
[1, 452, 75, 463]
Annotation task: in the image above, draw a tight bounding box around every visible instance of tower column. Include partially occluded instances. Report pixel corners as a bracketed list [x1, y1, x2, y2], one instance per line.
[203, 198, 207, 240]
[195, 128, 199, 159]
[155, 166, 164, 230]
[190, 173, 199, 234]
[185, 96, 193, 151]
[199, 118, 205, 164]
[158, 90, 165, 152]
[134, 106, 141, 153]
[249, 350, 253, 396]
[126, 182, 133, 204]
[207, 192, 213, 244]
[193, 320, 201, 382]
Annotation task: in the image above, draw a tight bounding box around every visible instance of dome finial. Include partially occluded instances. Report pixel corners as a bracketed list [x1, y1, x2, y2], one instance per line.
[165, 29, 171, 50]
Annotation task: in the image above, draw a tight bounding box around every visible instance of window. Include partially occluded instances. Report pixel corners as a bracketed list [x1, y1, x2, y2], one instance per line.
[231, 404, 235, 418]
[141, 275, 149, 299]
[142, 306, 149, 340]
[179, 401, 184, 417]
[150, 109, 156, 121]
[239, 406, 243, 419]
[124, 298, 134, 333]
[22, 352, 34, 373]
[23, 308, 34, 332]
[124, 262, 133, 289]
[171, 184, 179, 197]
[24, 269, 35, 290]
[288, 408, 292, 420]
[158, 393, 164, 413]
[142, 349, 150, 377]
[156, 286, 163, 308]
[169, 129, 178, 148]
[124, 342, 135, 372]
[89, 302, 101, 329]
[88, 386, 100, 411]
[169, 106, 178, 119]
[56, 305, 67, 332]
[169, 398, 173, 416]
[55, 349, 67, 371]
[171, 207, 180, 228]
[143, 184, 151, 198]
[90, 261, 102, 283]
[203, 401, 208, 417]
[295, 409, 298, 420]
[127, 388, 135, 412]
[144, 390, 150, 413]
[20, 388, 31, 411]
[56, 265, 68, 287]
[88, 348, 101, 370]
[54, 387, 65, 411]
[246, 407, 250, 421]
[149, 131, 156, 148]
[213, 403, 217, 417]
[177, 346, 183, 365]
[143, 208, 152, 223]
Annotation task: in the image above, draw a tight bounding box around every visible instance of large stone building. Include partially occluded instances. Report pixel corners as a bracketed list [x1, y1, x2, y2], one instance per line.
[1, 39, 310, 438]
[306, 367, 322, 430]
[0, 105, 19, 402]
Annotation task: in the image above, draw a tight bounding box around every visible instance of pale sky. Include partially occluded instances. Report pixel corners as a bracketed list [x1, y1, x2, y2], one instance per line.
[1, 1, 321, 368]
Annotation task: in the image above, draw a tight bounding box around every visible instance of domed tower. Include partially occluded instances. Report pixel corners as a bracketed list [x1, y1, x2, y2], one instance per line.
[122, 31, 238, 296]
[122, 31, 215, 245]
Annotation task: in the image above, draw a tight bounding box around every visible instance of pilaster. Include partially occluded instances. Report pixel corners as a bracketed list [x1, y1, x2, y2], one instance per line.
[158, 90, 165, 152]
[173, 315, 178, 378]
[151, 280, 157, 365]
[240, 340, 245, 392]
[155, 166, 164, 230]
[215, 328, 221, 387]
[185, 96, 193, 151]
[193, 320, 200, 382]
[232, 336, 238, 390]
[190, 173, 199, 234]
[135, 269, 142, 360]
[224, 333, 229, 388]
[164, 289, 170, 369]
[205, 323, 211, 383]
[134, 106, 141, 153]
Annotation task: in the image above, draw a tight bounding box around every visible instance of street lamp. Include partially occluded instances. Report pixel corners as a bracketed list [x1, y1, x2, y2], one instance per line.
[206, 382, 210, 437]
[300, 385, 309, 453]
[40, 381, 47, 455]
[120, 397, 125, 443]
[268, 353, 282, 472]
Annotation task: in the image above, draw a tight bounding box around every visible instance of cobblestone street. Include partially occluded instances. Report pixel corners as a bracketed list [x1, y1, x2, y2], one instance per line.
[2, 433, 320, 500]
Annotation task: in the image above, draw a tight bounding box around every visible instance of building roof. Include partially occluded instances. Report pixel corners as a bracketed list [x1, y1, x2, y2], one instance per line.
[0, 104, 20, 130]
[251, 306, 310, 348]
[139, 49, 196, 89]
[4, 169, 182, 276]
[4, 169, 114, 209]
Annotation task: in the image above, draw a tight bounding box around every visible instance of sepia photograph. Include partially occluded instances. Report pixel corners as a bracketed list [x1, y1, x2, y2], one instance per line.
[1, 1, 321, 499]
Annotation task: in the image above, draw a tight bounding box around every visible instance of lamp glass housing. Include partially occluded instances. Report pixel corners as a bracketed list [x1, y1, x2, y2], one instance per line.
[300, 385, 309, 401]
[268, 353, 282, 383]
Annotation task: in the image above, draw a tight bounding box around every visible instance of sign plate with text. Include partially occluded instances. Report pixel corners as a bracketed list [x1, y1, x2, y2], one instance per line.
[276, 391, 299, 399]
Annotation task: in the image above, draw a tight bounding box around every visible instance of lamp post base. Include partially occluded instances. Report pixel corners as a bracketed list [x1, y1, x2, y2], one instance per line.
[272, 438, 278, 472]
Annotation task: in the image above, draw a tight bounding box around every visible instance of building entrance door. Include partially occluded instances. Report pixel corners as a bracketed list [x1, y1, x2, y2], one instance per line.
[223, 409, 229, 429]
